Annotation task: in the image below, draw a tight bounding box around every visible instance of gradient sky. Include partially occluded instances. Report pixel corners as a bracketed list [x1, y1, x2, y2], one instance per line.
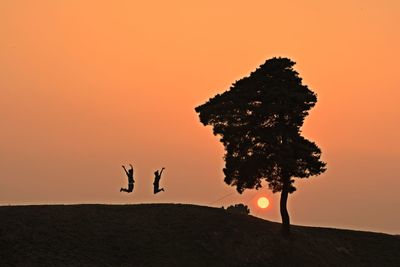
[1, 1, 399, 234]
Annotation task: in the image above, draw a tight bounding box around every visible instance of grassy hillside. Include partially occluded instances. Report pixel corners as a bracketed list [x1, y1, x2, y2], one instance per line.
[0, 204, 399, 266]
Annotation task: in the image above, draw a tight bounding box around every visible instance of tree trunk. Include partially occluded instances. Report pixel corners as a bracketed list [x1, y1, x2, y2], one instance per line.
[280, 182, 290, 237]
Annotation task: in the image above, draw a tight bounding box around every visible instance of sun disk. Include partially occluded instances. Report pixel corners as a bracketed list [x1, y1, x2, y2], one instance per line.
[257, 197, 270, 209]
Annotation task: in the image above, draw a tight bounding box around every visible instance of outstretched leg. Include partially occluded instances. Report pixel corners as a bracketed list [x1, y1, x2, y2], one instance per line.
[120, 183, 134, 193]
[120, 187, 133, 193]
[153, 187, 165, 194]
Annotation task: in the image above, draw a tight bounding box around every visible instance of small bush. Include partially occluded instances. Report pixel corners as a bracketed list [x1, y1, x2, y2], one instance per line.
[226, 204, 250, 215]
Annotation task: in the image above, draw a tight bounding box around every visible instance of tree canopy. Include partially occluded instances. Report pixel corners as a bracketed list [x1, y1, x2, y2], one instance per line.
[195, 58, 326, 236]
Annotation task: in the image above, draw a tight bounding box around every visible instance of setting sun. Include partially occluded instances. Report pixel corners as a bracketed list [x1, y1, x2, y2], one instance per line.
[257, 197, 270, 209]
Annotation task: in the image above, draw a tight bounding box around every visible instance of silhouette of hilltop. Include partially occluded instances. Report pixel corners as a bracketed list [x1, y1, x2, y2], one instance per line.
[0, 204, 399, 266]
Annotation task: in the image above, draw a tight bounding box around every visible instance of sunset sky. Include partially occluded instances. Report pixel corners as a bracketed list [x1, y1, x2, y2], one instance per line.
[1, 1, 399, 234]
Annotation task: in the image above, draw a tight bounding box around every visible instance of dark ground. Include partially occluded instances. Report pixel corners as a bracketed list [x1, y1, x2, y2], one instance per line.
[0, 204, 399, 267]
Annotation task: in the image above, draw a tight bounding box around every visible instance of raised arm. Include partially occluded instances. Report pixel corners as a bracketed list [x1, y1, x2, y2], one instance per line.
[122, 165, 129, 176]
[160, 167, 165, 175]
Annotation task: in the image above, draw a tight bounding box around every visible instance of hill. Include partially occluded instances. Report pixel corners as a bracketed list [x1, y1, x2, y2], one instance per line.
[0, 204, 399, 266]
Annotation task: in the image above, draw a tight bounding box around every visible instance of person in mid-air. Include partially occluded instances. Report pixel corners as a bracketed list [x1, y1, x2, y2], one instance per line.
[120, 164, 134, 193]
[153, 167, 165, 194]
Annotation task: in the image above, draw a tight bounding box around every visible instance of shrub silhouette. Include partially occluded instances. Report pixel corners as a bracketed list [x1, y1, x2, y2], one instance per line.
[226, 204, 250, 215]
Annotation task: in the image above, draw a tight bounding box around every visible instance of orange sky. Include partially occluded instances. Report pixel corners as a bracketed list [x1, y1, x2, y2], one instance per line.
[1, 1, 399, 234]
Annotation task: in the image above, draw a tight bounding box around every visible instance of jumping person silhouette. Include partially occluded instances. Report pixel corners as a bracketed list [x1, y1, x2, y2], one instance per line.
[120, 164, 134, 193]
[153, 167, 165, 194]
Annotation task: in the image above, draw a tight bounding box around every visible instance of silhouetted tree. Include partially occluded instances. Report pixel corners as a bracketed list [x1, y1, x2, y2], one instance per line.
[195, 57, 326, 236]
[226, 204, 250, 215]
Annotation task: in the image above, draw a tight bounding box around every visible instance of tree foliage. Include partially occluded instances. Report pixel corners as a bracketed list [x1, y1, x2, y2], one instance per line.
[195, 57, 326, 198]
